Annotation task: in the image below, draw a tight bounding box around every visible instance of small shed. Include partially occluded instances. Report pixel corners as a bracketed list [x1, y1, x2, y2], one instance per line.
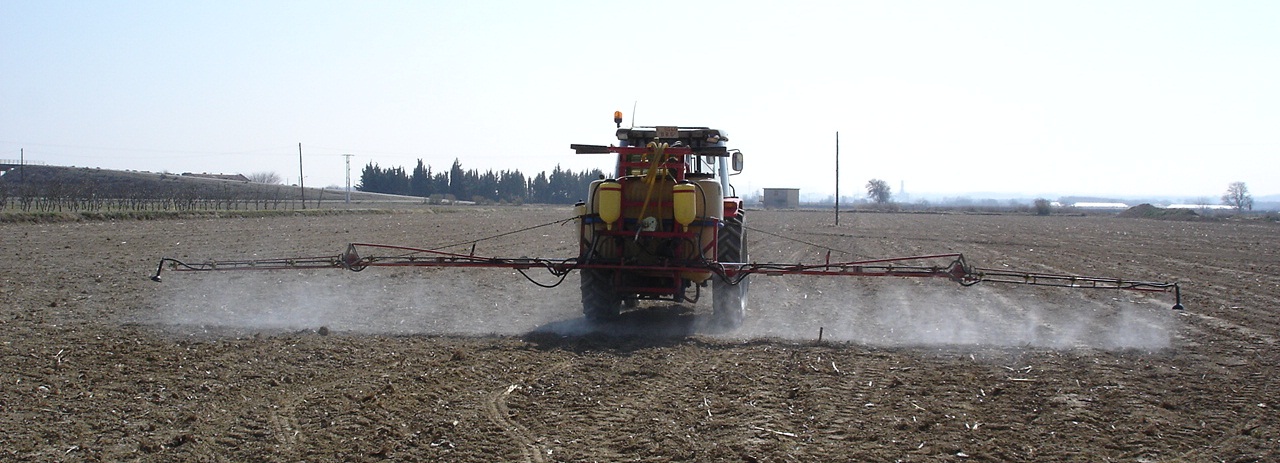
[762, 188, 800, 209]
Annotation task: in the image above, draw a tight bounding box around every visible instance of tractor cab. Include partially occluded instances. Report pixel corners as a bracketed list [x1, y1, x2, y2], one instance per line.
[573, 124, 743, 194]
[613, 126, 741, 186]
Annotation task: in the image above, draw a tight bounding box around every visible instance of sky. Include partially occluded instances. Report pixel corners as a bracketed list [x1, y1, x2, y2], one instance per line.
[2, 1, 1277, 201]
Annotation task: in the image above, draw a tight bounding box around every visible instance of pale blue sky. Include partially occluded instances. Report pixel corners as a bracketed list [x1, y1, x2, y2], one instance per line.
[3, 1, 1277, 199]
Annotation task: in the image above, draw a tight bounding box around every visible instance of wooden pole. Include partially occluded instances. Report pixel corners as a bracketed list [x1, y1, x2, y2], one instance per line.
[835, 132, 840, 226]
[343, 153, 353, 204]
[298, 142, 305, 209]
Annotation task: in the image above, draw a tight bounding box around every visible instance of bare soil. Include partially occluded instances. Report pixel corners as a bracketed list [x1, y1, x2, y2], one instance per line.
[2, 207, 1277, 462]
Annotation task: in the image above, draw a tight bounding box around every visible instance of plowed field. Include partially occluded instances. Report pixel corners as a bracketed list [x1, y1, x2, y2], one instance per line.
[2, 207, 1276, 461]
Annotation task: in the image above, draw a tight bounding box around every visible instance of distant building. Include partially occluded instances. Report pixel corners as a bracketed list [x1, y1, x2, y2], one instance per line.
[1167, 204, 1234, 210]
[182, 172, 250, 182]
[1070, 202, 1130, 210]
[762, 188, 800, 209]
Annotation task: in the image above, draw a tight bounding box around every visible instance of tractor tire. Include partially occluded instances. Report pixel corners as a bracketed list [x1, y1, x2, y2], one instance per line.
[713, 213, 749, 330]
[580, 268, 621, 322]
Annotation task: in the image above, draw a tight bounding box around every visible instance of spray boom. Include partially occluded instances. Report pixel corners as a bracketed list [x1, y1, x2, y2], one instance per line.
[151, 243, 1183, 310]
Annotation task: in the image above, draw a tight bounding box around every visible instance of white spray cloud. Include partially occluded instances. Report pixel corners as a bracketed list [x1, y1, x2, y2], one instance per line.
[148, 269, 1173, 351]
[150, 268, 581, 336]
[733, 277, 1173, 350]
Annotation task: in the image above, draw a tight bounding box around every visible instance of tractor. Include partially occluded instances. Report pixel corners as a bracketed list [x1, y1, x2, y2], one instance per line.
[570, 112, 749, 328]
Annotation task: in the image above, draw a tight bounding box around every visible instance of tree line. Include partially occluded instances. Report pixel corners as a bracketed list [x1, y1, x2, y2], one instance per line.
[358, 159, 606, 204]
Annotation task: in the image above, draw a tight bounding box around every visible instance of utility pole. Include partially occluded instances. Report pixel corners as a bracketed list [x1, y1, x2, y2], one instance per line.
[343, 154, 354, 204]
[19, 148, 24, 183]
[835, 131, 840, 226]
[298, 143, 305, 209]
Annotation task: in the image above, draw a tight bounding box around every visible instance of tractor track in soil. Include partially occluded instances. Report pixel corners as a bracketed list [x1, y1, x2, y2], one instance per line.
[486, 384, 543, 463]
[482, 360, 574, 463]
[1, 206, 1277, 461]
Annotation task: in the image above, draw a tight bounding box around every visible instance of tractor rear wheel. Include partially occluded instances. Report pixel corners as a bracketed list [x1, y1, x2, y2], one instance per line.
[713, 213, 749, 330]
[580, 269, 621, 322]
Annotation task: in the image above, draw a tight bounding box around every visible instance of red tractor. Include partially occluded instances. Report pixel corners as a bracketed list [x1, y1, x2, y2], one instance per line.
[570, 113, 749, 328]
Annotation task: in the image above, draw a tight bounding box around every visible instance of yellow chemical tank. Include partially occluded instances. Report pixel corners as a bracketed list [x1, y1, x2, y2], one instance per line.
[597, 180, 621, 230]
[672, 182, 697, 231]
[680, 179, 724, 283]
